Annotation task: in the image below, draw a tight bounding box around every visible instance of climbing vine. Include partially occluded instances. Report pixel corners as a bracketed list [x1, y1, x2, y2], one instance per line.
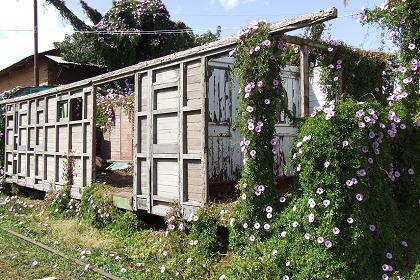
[228, 21, 293, 248]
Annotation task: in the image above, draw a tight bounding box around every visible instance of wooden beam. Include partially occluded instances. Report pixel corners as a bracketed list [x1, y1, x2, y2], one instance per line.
[282, 34, 329, 49]
[1, 8, 337, 105]
[300, 45, 309, 117]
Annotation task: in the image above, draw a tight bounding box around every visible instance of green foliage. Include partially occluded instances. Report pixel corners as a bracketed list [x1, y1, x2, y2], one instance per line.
[224, 99, 419, 279]
[229, 21, 292, 249]
[315, 45, 392, 103]
[46, 185, 78, 217]
[188, 205, 226, 259]
[49, 0, 221, 70]
[80, 183, 138, 236]
[363, 0, 420, 124]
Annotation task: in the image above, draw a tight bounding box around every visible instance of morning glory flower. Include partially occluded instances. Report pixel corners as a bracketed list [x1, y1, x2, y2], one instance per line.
[316, 188, 324, 195]
[358, 169, 366, 176]
[369, 224, 376, 231]
[304, 233, 310, 240]
[408, 43, 416, 50]
[317, 236, 325, 244]
[332, 227, 340, 235]
[257, 81, 264, 88]
[325, 240, 333, 248]
[356, 193, 364, 201]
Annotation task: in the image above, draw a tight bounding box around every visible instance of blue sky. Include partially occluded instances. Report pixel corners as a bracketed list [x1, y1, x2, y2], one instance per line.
[0, 0, 388, 70]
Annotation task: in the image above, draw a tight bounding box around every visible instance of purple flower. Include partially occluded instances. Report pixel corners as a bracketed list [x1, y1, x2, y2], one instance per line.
[408, 43, 416, 50]
[249, 235, 256, 242]
[403, 77, 413, 84]
[248, 122, 255, 130]
[400, 18, 406, 24]
[351, 178, 358, 185]
[282, 276, 289, 280]
[250, 150, 256, 158]
[369, 224, 376, 231]
[246, 106, 254, 113]
[400, 123, 406, 129]
[308, 213, 315, 223]
[328, 47, 334, 52]
[347, 217, 354, 224]
[316, 188, 324, 195]
[386, 252, 393, 259]
[323, 199, 331, 207]
[245, 83, 253, 93]
[342, 140, 349, 147]
[272, 250, 278, 256]
[264, 98, 271, 105]
[254, 46, 261, 53]
[292, 221, 299, 228]
[346, 180, 353, 187]
[267, 213, 272, 219]
[280, 231, 287, 238]
[308, 198, 316, 208]
[332, 227, 340, 235]
[369, 131, 375, 138]
[279, 197, 286, 203]
[402, 240, 408, 247]
[408, 168, 414, 175]
[266, 206, 273, 213]
[229, 49, 236, 57]
[359, 122, 366, 128]
[273, 79, 279, 86]
[324, 161, 331, 168]
[257, 81, 264, 88]
[358, 169, 366, 177]
[255, 126, 262, 133]
[243, 223, 248, 229]
[317, 236, 325, 244]
[368, 158, 374, 164]
[394, 171, 400, 178]
[262, 39, 271, 47]
[304, 233, 310, 240]
[254, 223, 261, 230]
[398, 66, 407, 73]
[325, 240, 333, 248]
[356, 110, 364, 118]
[356, 193, 364, 202]
[362, 146, 369, 153]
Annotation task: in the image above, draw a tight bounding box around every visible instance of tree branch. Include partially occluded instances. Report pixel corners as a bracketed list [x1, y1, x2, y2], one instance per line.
[79, 0, 103, 25]
[46, 0, 91, 30]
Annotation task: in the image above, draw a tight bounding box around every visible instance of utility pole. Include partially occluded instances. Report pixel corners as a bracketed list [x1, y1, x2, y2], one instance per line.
[34, 0, 39, 86]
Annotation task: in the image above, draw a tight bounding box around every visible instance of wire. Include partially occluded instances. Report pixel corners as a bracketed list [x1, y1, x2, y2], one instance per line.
[0, 13, 363, 34]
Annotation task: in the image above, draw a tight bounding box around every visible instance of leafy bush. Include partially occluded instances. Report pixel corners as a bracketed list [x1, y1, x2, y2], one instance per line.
[80, 183, 138, 235]
[223, 99, 419, 279]
[46, 185, 79, 217]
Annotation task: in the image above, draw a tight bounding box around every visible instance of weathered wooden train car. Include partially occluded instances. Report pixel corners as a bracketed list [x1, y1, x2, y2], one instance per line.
[1, 8, 336, 216]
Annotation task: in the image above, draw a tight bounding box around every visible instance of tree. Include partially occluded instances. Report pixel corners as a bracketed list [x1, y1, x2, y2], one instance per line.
[47, 0, 221, 70]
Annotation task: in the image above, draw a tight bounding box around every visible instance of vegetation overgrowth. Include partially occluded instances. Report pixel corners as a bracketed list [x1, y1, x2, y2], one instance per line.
[0, 0, 419, 279]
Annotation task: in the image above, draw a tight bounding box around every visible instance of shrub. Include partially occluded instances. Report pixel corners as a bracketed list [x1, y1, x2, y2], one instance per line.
[80, 183, 139, 235]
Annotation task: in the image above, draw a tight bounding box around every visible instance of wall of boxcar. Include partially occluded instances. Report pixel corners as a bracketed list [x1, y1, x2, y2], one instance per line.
[3, 87, 95, 198]
[133, 58, 207, 217]
[207, 57, 325, 186]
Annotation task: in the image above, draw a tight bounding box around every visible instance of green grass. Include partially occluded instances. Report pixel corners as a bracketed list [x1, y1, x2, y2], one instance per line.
[0, 229, 105, 279]
[0, 192, 233, 279]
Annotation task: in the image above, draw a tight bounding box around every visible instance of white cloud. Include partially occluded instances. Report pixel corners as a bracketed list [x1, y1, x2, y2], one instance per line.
[0, 0, 72, 70]
[218, 0, 240, 10]
[217, 0, 259, 10]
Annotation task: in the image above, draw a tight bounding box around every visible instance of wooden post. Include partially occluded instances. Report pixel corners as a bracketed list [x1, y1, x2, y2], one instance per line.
[300, 45, 309, 117]
[33, 0, 39, 86]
